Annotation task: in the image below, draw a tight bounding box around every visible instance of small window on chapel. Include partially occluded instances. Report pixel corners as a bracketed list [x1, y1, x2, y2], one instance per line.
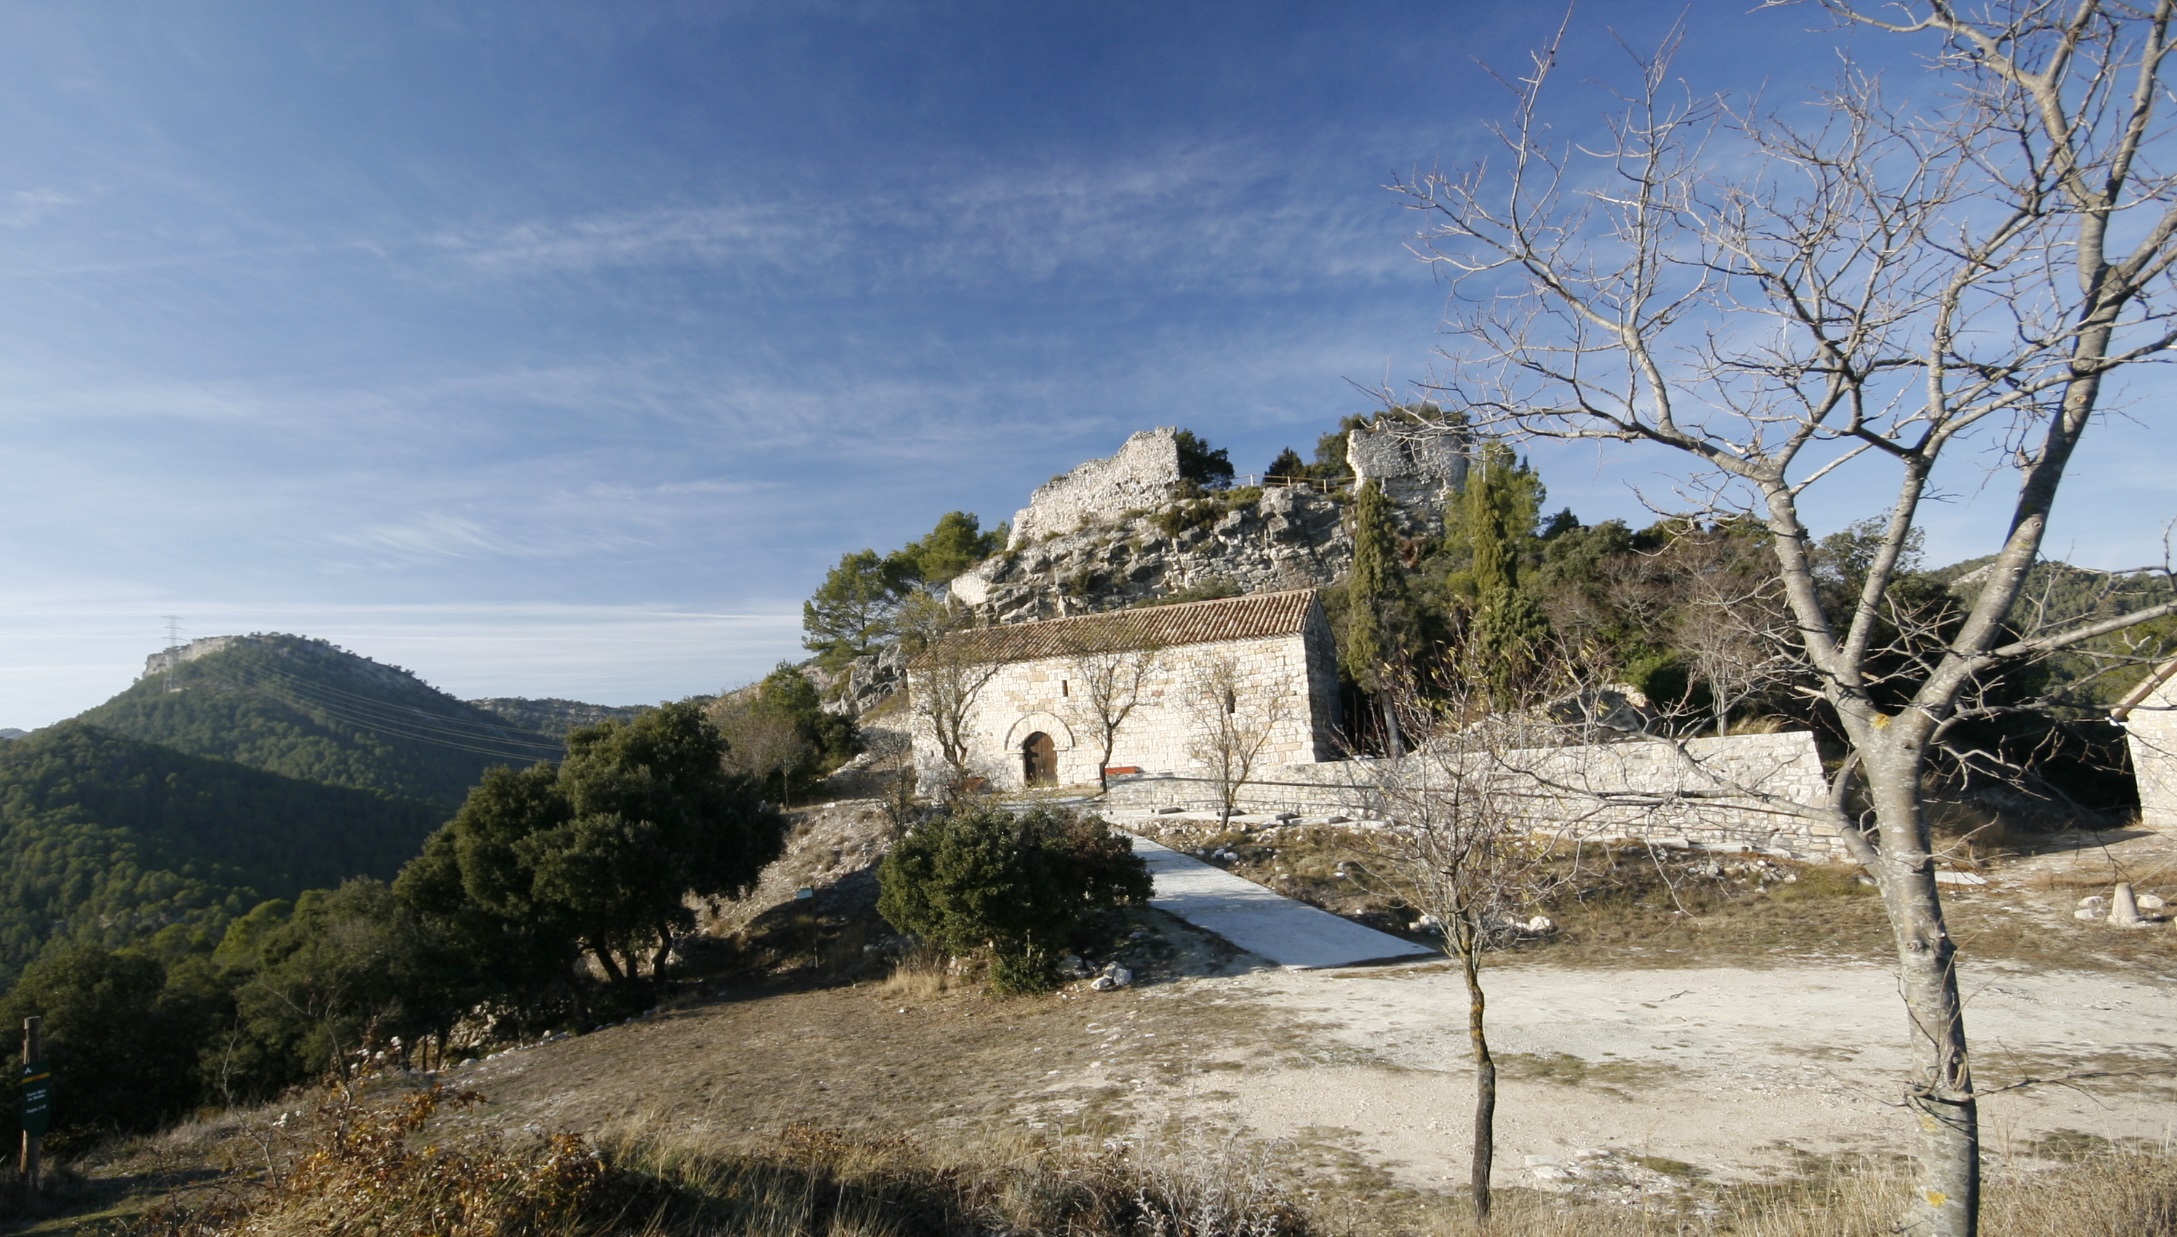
[1061, 680, 1069, 697]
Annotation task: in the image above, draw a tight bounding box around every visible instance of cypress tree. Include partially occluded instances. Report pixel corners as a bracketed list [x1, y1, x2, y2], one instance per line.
[1450, 442, 1551, 703]
[1344, 479, 1410, 753]
[1344, 480, 1405, 686]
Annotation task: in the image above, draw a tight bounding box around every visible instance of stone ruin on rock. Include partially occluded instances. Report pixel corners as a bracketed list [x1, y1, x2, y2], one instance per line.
[946, 418, 1473, 626]
[1345, 418, 1470, 523]
[1006, 428, 1187, 547]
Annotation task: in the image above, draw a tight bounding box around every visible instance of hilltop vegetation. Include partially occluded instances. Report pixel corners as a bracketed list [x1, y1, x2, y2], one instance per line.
[467, 696, 652, 738]
[0, 722, 440, 986]
[80, 634, 563, 814]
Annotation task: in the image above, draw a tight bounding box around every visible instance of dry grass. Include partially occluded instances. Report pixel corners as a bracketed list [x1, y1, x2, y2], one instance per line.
[1388, 1150, 2177, 1236]
[877, 942, 955, 1000]
[112, 1087, 1314, 1237]
[97, 1082, 2177, 1237]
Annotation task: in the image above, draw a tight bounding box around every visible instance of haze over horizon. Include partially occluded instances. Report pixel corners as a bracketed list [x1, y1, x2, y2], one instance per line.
[5, 1, 2173, 731]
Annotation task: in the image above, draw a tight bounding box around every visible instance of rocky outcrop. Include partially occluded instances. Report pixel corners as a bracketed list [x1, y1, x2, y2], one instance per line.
[955, 484, 1352, 624]
[821, 642, 910, 719]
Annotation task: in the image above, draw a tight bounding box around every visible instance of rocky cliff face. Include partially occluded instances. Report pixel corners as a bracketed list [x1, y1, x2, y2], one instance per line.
[954, 483, 1353, 623]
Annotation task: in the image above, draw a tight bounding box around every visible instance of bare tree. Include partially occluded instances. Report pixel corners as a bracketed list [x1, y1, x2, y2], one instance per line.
[713, 697, 817, 807]
[1665, 527, 1798, 737]
[1064, 635, 1163, 791]
[1348, 686, 1571, 1222]
[901, 595, 1003, 799]
[1398, 6, 2177, 1230]
[1183, 652, 1291, 820]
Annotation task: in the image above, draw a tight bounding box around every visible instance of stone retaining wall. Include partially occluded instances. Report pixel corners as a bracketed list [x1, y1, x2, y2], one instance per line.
[2122, 671, 2177, 833]
[1104, 730, 1848, 860]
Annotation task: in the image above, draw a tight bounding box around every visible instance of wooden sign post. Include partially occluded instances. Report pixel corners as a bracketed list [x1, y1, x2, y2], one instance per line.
[20, 1016, 46, 1196]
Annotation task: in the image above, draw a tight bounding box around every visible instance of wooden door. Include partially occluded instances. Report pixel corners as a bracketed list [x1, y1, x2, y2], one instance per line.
[1022, 732, 1057, 786]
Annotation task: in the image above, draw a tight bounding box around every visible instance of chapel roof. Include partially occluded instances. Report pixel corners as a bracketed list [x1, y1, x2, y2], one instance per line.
[914, 588, 1319, 667]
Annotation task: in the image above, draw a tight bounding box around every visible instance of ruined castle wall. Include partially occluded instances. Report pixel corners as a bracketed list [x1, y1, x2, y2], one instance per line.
[954, 485, 1350, 621]
[1104, 730, 1848, 860]
[1346, 421, 1469, 523]
[1010, 428, 1183, 547]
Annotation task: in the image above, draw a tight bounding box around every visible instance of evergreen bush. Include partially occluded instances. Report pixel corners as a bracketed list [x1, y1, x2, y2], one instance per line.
[876, 805, 1151, 994]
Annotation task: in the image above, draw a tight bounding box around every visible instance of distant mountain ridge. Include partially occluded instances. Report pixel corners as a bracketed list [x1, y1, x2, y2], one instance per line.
[0, 721, 441, 985]
[467, 697, 651, 738]
[78, 634, 564, 814]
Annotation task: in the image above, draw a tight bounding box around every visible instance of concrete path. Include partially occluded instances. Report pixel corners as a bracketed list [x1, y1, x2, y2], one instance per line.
[1125, 833, 1437, 970]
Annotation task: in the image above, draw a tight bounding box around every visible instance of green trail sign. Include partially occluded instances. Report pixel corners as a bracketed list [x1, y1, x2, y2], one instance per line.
[21, 1059, 49, 1138]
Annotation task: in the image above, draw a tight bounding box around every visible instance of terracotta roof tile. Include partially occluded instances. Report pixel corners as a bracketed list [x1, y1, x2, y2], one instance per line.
[914, 589, 1319, 667]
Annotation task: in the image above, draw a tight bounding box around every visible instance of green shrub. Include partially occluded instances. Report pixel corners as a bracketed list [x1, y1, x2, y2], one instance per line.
[0, 942, 214, 1152]
[876, 805, 1152, 994]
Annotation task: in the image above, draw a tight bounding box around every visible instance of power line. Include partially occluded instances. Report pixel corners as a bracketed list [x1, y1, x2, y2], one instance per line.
[218, 659, 564, 751]
[195, 664, 567, 765]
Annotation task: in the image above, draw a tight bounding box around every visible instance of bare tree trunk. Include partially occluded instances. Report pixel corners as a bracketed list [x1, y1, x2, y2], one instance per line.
[1462, 941, 1495, 1221]
[593, 942, 626, 985]
[1381, 696, 1405, 759]
[1865, 749, 1978, 1236]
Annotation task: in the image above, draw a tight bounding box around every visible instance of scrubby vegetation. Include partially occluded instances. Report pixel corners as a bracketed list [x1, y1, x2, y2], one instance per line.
[877, 804, 1152, 993]
[708, 663, 860, 805]
[0, 704, 784, 1154]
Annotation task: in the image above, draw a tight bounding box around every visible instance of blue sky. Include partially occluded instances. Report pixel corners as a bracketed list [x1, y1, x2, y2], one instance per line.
[3, 1, 2172, 728]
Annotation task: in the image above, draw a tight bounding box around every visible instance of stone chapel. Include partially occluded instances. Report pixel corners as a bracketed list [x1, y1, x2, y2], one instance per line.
[905, 589, 1342, 791]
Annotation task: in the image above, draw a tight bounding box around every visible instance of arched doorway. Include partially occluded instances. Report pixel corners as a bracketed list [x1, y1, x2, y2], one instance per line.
[1021, 732, 1057, 786]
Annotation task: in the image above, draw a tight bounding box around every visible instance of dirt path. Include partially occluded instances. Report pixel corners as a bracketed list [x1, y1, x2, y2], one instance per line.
[1153, 957, 2177, 1193]
[434, 810, 2177, 1202]
[450, 937, 2174, 1202]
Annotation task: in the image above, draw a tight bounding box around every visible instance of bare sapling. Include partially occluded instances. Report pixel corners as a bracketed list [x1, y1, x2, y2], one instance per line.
[1346, 657, 1579, 1222]
[1183, 652, 1291, 820]
[900, 594, 1003, 800]
[1063, 629, 1163, 791]
[1398, 5, 2177, 1230]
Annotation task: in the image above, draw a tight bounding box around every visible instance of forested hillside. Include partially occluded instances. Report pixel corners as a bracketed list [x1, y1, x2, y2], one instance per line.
[0, 722, 441, 985]
[467, 696, 651, 738]
[1934, 559, 2177, 708]
[79, 634, 562, 814]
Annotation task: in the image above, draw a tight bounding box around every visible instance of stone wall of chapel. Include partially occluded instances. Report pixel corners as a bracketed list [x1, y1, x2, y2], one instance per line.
[2125, 674, 2177, 833]
[906, 630, 1336, 791]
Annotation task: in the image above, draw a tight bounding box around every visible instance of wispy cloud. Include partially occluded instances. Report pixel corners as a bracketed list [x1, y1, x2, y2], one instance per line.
[433, 141, 1413, 293]
[331, 513, 640, 563]
[0, 188, 75, 228]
